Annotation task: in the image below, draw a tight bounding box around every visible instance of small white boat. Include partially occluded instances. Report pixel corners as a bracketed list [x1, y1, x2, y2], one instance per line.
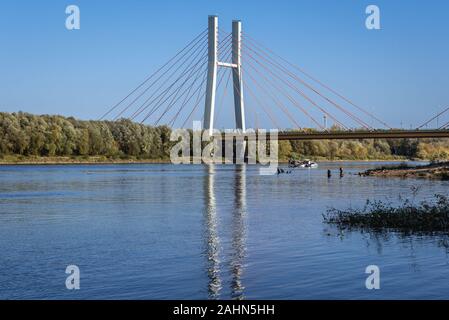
[299, 160, 318, 168]
[288, 159, 318, 168]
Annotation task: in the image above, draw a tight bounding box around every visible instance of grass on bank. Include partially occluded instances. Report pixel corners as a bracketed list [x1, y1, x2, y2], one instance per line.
[323, 194, 449, 234]
[0, 154, 171, 164]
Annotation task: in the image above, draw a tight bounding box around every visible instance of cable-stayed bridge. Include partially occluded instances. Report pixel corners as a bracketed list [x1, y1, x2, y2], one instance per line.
[100, 16, 449, 141]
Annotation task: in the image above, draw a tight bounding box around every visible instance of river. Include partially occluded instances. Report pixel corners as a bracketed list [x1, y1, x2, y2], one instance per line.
[0, 162, 448, 299]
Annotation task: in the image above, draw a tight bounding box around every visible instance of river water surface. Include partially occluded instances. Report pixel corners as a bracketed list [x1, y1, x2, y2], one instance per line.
[1, 162, 449, 299]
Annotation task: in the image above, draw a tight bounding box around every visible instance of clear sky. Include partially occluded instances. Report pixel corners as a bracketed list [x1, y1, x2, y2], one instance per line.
[1, 0, 448, 129]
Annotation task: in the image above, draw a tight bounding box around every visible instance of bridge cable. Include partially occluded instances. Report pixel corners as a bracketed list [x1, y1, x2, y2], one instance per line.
[130, 39, 208, 121]
[223, 30, 346, 130]
[439, 120, 449, 130]
[209, 37, 234, 126]
[243, 80, 281, 129]
[242, 33, 392, 129]
[199, 41, 234, 125]
[140, 59, 208, 123]
[136, 56, 207, 123]
[154, 46, 212, 125]
[239, 43, 302, 129]
[167, 63, 209, 127]
[241, 53, 329, 130]
[218, 48, 282, 129]
[113, 32, 208, 120]
[242, 64, 300, 129]
[181, 60, 231, 129]
[155, 57, 211, 126]
[136, 34, 232, 123]
[244, 64, 312, 129]
[417, 106, 449, 129]
[133, 46, 208, 122]
[179, 37, 234, 128]
[243, 42, 372, 129]
[128, 49, 207, 121]
[100, 28, 207, 120]
[170, 66, 208, 127]
[168, 68, 207, 127]
[243, 44, 352, 130]
[242, 47, 345, 129]
[242, 57, 325, 129]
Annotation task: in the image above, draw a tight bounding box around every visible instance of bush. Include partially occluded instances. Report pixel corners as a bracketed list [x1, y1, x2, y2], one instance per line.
[324, 194, 449, 234]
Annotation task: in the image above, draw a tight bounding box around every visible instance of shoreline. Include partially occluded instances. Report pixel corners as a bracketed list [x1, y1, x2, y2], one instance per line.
[0, 160, 171, 166]
[0, 156, 172, 166]
[0, 157, 420, 166]
[360, 161, 449, 180]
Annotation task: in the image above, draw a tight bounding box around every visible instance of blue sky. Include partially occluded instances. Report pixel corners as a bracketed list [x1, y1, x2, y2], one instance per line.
[0, 0, 448, 129]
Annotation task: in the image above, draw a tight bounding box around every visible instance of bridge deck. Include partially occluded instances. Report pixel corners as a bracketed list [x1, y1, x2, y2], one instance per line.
[217, 130, 449, 141]
[276, 130, 449, 140]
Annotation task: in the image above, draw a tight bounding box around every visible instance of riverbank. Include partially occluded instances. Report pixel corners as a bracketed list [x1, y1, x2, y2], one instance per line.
[0, 155, 414, 165]
[360, 161, 449, 180]
[0, 155, 171, 165]
[2, 112, 449, 166]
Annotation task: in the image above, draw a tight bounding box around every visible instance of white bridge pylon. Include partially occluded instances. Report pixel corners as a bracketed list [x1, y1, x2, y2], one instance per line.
[203, 15, 246, 135]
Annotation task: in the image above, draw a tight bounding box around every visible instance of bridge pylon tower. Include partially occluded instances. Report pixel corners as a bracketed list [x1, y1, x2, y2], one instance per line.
[204, 15, 246, 135]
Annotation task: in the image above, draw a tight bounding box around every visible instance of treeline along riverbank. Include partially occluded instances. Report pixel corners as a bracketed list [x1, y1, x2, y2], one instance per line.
[1, 112, 449, 163]
[0, 112, 172, 162]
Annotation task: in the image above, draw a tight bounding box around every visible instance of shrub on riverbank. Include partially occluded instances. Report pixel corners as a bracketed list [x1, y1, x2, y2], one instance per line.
[323, 194, 449, 233]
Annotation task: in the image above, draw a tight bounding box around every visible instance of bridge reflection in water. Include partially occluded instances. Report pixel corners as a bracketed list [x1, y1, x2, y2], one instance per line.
[203, 165, 247, 300]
